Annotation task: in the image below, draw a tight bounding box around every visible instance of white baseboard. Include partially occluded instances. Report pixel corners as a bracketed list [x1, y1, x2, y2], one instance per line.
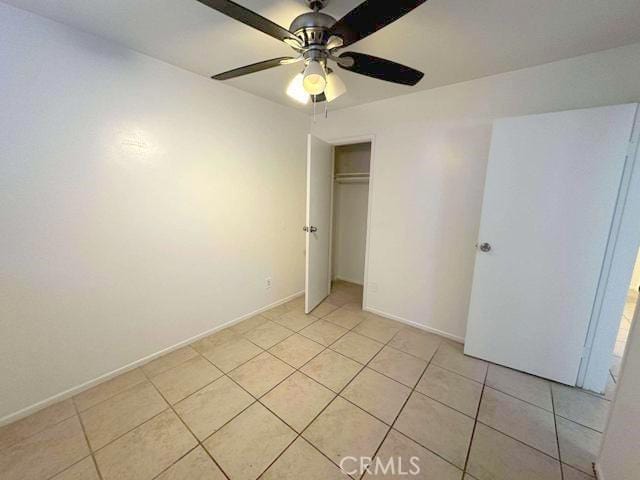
[0, 290, 304, 427]
[332, 275, 364, 286]
[363, 306, 465, 344]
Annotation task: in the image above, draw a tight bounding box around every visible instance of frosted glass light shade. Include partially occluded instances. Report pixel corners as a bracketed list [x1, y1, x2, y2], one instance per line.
[286, 73, 309, 104]
[325, 71, 346, 102]
[303, 61, 326, 95]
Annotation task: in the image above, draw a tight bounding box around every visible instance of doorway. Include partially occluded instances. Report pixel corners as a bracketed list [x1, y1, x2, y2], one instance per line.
[304, 135, 374, 314]
[330, 143, 371, 301]
[611, 250, 640, 381]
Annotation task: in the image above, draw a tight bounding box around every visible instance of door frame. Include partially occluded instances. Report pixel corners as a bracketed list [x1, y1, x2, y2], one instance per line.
[578, 107, 640, 391]
[321, 134, 376, 309]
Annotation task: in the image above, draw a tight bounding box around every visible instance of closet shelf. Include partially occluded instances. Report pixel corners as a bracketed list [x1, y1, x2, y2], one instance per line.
[334, 172, 370, 184]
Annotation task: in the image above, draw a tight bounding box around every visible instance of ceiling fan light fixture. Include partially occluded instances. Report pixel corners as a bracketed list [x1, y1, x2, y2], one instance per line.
[324, 70, 346, 102]
[286, 73, 310, 104]
[302, 60, 326, 95]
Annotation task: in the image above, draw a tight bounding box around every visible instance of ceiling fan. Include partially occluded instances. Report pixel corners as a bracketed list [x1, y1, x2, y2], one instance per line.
[197, 0, 426, 104]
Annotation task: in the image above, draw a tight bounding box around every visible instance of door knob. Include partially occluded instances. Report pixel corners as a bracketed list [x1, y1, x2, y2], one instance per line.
[303, 226, 318, 233]
[479, 242, 492, 252]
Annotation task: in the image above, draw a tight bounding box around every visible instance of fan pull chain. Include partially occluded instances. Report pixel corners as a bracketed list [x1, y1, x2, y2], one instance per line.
[313, 95, 316, 122]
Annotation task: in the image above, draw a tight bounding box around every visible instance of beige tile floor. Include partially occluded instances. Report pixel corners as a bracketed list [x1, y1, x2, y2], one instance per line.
[0, 280, 612, 480]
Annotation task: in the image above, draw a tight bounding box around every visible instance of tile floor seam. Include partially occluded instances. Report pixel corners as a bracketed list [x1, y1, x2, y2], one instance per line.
[139, 346, 199, 377]
[241, 324, 298, 350]
[81, 406, 171, 458]
[248, 302, 377, 479]
[77, 378, 167, 421]
[41, 455, 93, 480]
[430, 360, 484, 384]
[360, 360, 423, 389]
[461, 359, 488, 477]
[481, 382, 555, 414]
[387, 427, 465, 478]
[139, 365, 233, 480]
[74, 372, 147, 414]
[268, 338, 327, 369]
[550, 382, 565, 480]
[360, 338, 464, 479]
[147, 445, 203, 480]
[553, 413, 606, 435]
[471, 422, 567, 478]
[297, 324, 352, 348]
[71, 396, 105, 480]
[250, 308, 403, 480]
[146, 355, 226, 405]
[206, 345, 266, 375]
[409, 388, 478, 421]
[0, 408, 78, 454]
[473, 419, 563, 462]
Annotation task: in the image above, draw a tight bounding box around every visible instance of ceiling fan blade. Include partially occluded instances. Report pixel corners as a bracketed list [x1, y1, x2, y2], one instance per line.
[212, 57, 295, 80]
[196, 0, 301, 46]
[337, 52, 424, 86]
[329, 0, 427, 47]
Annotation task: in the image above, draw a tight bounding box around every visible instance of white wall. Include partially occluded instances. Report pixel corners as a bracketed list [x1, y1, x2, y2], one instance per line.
[312, 43, 640, 341]
[597, 299, 640, 479]
[332, 182, 369, 285]
[0, 3, 308, 422]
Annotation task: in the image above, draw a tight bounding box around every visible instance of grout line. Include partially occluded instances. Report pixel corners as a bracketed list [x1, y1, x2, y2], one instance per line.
[43, 454, 99, 480]
[461, 364, 488, 476]
[245, 298, 398, 479]
[356, 353, 432, 479]
[356, 339, 478, 478]
[553, 413, 606, 435]
[550, 383, 565, 480]
[74, 373, 148, 415]
[149, 445, 201, 480]
[161, 296, 447, 479]
[481, 383, 554, 414]
[198, 298, 370, 479]
[139, 365, 233, 480]
[70, 397, 105, 480]
[293, 316, 401, 479]
[472, 418, 564, 461]
[0, 408, 78, 454]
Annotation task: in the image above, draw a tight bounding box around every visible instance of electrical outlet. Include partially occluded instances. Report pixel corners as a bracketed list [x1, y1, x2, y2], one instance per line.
[265, 277, 272, 289]
[368, 282, 379, 293]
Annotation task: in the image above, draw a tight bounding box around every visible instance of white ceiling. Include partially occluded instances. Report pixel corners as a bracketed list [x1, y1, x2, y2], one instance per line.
[5, 0, 640, 111]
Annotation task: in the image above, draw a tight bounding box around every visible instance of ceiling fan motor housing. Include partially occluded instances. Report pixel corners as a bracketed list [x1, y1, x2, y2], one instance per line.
[290, 12, 336, 47]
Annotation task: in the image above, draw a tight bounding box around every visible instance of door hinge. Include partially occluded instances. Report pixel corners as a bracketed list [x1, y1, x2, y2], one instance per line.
[628, 139, 639, 158]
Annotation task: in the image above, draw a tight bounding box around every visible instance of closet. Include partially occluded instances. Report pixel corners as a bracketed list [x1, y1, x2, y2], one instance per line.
[331, 142, 371, 285]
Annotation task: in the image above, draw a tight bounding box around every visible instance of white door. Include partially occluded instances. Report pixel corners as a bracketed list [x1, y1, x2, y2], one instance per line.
[305, 134, 333, 313]
[465, 104, 638, 385]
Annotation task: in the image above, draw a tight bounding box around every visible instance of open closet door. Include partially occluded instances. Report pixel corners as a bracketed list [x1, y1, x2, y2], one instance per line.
[464, 104, 638, 385]
[305, 134, 333, 313]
